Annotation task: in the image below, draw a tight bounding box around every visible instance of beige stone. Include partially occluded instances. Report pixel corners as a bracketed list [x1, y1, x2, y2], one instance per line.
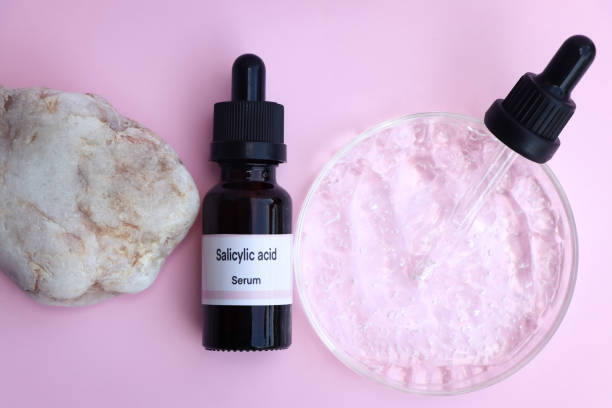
[0, 87, 200, 306]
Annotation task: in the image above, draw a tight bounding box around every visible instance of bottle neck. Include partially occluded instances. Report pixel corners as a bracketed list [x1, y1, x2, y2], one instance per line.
[219, 162, 277, 183]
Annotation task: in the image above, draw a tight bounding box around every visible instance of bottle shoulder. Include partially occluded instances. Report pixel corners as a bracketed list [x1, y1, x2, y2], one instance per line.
[202, 181, 292, 234]
[204, 181, 290, 199]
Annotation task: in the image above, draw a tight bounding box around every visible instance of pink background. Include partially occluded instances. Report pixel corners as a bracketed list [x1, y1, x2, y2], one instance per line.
[1, 1, 611, 407]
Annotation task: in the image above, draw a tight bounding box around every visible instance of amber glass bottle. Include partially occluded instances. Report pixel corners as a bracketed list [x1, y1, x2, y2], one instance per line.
[201, 54, 292, 351]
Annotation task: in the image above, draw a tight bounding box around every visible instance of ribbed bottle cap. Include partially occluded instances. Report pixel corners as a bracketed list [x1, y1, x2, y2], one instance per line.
[484, 35, 595, 163]
[211, 54, 286, 163]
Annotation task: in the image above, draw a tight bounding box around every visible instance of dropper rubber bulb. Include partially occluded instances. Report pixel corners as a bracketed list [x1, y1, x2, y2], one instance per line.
[232, 53, 266, 102]
[536, 35, 595, 99]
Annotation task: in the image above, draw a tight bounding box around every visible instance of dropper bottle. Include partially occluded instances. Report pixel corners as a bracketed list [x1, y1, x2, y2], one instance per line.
[202, 54, 292, 351]
[415, 35, 595, 278]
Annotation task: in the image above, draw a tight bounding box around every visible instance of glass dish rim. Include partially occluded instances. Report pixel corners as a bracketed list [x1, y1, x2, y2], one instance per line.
[293, 112, 579, 395]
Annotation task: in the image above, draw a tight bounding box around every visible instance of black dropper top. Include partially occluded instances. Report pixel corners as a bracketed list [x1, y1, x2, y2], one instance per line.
[211, 54, 285, 163]
[484, 35, 595, 163]
[231, 53, 265, 101]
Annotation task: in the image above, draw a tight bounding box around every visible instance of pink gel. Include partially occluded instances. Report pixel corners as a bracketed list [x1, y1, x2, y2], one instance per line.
[296, 115, 575, 393]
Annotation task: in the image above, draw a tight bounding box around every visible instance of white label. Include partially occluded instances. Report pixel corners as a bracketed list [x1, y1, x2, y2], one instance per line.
[202, 234, 293, 306]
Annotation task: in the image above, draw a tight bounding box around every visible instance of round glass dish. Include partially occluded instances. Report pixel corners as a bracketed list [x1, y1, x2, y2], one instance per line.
[294, 113, 578, 395]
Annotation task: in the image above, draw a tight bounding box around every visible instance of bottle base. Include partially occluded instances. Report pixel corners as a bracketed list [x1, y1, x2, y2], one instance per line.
[202, 304, 292, 351]
[204, 344, 291, 352]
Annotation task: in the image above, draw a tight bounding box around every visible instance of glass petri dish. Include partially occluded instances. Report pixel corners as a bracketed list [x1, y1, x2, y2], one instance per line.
[294, 113, 578, 395]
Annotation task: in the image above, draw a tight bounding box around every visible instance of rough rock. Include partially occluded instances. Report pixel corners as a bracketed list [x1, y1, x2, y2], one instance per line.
[0, 87, 200, 306]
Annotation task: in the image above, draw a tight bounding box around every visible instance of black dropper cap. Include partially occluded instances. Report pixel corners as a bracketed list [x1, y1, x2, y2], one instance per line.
[211, 54, 286, 163]
[484, 35, 595, 163]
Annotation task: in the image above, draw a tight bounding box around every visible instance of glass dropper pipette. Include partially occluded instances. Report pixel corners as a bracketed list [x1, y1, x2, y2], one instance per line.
[414, 35, 596, 279]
